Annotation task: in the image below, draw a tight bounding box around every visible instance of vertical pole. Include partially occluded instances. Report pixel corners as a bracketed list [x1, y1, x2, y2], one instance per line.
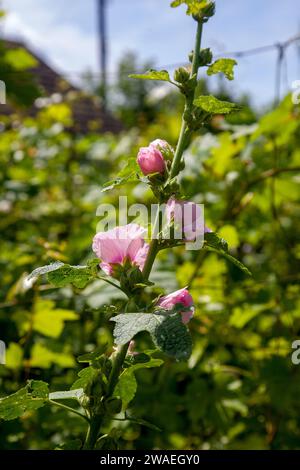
[297, 23, 300, 76]
[274, 43, 284, 107]
[98, 0, 107, 109]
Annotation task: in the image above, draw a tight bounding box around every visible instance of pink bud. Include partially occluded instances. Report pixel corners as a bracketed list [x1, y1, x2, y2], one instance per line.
[157, 288, 194, 324]
[166, 197, 202, 241]
[137, 146, 166, 176]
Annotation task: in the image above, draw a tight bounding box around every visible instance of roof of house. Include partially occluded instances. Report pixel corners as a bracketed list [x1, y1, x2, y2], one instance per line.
[1, 39, 123, 134]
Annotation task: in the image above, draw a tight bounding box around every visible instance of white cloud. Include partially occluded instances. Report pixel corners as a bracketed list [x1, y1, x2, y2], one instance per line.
[3, 1, 98, 76]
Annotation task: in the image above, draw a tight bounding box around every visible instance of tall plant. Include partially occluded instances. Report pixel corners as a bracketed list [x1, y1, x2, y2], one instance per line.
[0, 0, 250, 450]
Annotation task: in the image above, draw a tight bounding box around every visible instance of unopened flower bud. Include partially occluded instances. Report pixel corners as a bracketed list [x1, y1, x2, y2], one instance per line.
[199, 48, 213, 66]
[150, 139, 170, 151]
[202, 1, 216, 18]
[137, 146, 166, 176]
[157, 287, 194, 324]
[174, 67, 190, 84]
[193, 1, 216, 22]
[188, 50, 194, 63]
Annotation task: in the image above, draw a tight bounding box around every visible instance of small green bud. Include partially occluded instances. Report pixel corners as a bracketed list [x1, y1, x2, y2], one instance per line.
[199, 48, 213, 66]
[79, 394, 90, 409]
[183, 109, 193, 125]
[174, 66, 190, 84]
[193, 1, 216, 22]
[202, 1, 216, 19]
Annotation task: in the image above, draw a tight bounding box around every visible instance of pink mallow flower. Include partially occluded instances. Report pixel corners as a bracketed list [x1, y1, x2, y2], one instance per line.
[166, 197, 211, 241]
[157, 287, 194, 324]
[92, 224, 149, 276]
[137, 145, 166, 176]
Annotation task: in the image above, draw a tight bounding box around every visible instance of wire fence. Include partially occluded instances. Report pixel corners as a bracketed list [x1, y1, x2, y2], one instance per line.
[1, 33, 300, 106]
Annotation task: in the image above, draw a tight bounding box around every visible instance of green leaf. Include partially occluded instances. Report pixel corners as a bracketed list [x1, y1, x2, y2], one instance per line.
[28, 259, 99, 289]
[170, 0, 214, 18]
[28, 262, 65, 280]
[102, 158, 140, 192]
[30, 343, 75, 368]
[49, 389, 84, 401]
[77, 346, 106, 364]
[114, 356, 163, 409]
[111, 312, 192, 361]
[114, 372, 137, 410]
[207, 58, 237, 80]
[170, 0, 186, 5]
[33, 299, 78, 338]
[205, 232, 251, 276]
[194, 95, 240, 114]
[205, 232, 229, 252]
[129, 69, 171, 82]
[0, 380, 49, 421]
[71, 366, 98, 391]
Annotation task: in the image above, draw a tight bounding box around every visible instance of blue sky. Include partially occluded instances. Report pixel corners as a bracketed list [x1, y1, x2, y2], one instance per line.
[2, 0, 300, 107]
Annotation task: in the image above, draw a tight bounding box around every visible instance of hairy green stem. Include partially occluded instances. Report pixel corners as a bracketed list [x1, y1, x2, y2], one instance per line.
[83, 413, 102, 450]
[168, 21, 203, 180]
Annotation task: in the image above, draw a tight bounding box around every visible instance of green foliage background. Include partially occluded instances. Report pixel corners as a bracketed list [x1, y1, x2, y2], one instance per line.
[0, 40, 300, 449]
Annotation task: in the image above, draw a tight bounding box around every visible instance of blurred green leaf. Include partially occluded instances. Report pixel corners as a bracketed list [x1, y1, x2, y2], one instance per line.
[204, 232, 251, 276]
[194, 95, 240, 114]
[71, 367, 99, 392]
[207, 58, 237, 80]
[4, 48, 37, 71]
[115, 356, 163, 409]
[170, 0, 214, 18]
[102, 158, 140, 192]
[129, 69, 171, 82]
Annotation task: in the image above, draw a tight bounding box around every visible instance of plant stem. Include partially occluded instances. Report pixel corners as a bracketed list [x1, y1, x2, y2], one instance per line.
[106, 343, 130, 397]
[83, 18, 205, 451]
[82, 343, 130, 450]
[83, 413, 102, 450]
[142, 239, 159, 279]
[191, 21, 203, 76]
[168, 20, 203, 181]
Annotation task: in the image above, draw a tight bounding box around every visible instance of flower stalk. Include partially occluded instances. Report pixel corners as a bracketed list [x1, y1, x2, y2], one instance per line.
[83, 15, 205, 451]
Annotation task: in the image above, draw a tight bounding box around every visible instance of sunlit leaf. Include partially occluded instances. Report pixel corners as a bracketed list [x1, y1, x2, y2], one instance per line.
[129, 69, 171, 82]
[207, 58, 237, 80]
[4, 48, 37, 71]
[194, 95, 240, 114]
[32, 299, 78, 338]
[170, 0, 215, 18]
[29, 343, 75, 368]
[49, 389, 84, 401]
[28, 259, 99, 289]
